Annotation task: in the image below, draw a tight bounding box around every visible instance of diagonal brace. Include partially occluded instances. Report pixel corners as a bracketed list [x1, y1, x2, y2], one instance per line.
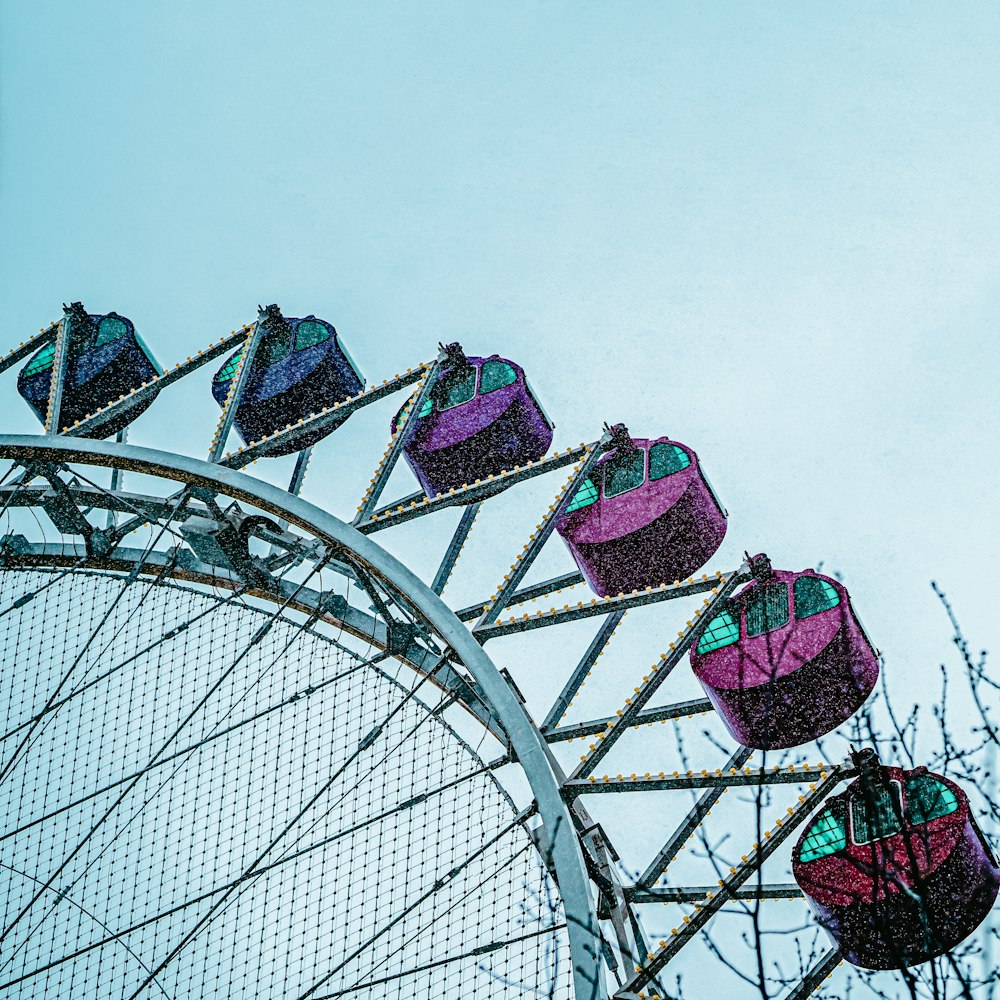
[615, 768, 846, 997]
[635, 745, 752, 888]
[473, 431, 611, 631]
[207, 319, 261, 462]
[569, 560, 750, 780]
[782, 947, 841, 1000]
[353, 355, 442, 525]
[541, 610, 626, 732]
[431, 502, 480, 595]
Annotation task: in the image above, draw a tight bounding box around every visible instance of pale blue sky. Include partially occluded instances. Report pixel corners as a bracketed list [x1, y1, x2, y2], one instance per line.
[3, 0, 996, 659]
[1, 2, 999, 994]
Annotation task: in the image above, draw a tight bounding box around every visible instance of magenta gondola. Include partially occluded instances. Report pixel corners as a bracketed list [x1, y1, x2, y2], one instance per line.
[18, 302, 162, 437]
[390, 343, 554, 497]
[690, 555, 878, 749]
[554, 425, 727, 597]
[793, 749, 999, 969]
[212, 305, 364, 456]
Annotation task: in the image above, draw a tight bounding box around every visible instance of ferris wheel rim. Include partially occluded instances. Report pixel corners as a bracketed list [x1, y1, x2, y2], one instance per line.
[0, 432, 605, 1000]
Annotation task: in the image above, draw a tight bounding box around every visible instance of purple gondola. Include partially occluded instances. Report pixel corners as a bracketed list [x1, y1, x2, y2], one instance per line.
[390, 343, 553, 497]
[18, 302, 162, 437]
[793, 749, 999, 969]
[689, 554, 878, 749]
[212, 305, 364, 456]
[554, 425, 727, 597]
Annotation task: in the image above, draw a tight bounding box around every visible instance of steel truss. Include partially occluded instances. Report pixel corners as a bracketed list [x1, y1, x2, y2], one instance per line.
[0, 315, 861, 1000]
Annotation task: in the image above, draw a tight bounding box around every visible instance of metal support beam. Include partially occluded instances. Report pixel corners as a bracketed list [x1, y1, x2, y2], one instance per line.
[267, 447, 314, 557]
[474, 433, 610, 631]
[208, 319, 261, 462]
[67, 329, 247, 439]
[615, 768, 846, 997]
[353, 357, 442, 525]
[782, 948, 841, 1000]
[629, 882, 802, 905]
[541, 611, 626, 732]
[547, 698, 714, 744]
[222, 367, 428, 468]
[565, 761, 845, 796]
[569, 561, 750, 781]
[635, 746, 752, 889]
[44, 312, 70, 434]
[0, 322, 58, 377]
[0, 434, 606, 1000]
[455, 570, 583, 621]
[287, 446, 312, 496]
[106, 428, 127, 529]
[473, 571, 729, 642]
[431, 502, 480, 595]
[359, 445, 592, 532]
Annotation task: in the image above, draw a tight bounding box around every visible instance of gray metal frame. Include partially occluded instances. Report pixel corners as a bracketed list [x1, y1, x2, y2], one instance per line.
[0, 311, 863, 1000]
[0, 433, 606, 1000]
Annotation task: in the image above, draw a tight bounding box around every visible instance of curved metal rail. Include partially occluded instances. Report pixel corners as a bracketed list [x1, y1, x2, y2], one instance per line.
[0, 310, 872, 1000]
[0, 434, 606, 1000]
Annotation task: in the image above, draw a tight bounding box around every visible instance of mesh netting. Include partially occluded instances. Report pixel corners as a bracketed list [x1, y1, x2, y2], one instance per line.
[0, 568, 572, 999]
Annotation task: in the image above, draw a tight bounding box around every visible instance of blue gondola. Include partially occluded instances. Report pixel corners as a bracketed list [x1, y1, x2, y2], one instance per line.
[17, 302, 162, 438]
[212, 305, 365, 456]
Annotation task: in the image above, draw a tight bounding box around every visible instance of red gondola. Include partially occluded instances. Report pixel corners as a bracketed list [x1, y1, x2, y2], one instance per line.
[793, 749, 999, 969]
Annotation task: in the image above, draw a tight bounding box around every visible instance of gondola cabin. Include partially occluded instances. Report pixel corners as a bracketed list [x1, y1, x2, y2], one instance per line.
[690, 556, 878, 749]
[793, 750, 999, 969]
[212, 305, 364, 456]
[18, 303, 162, 438]
[389, 344, 554, 498]
[554, 425, 727, 597]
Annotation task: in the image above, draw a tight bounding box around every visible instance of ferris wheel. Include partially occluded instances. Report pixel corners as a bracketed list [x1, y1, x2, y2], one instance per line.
[0, 303, 994, 1000]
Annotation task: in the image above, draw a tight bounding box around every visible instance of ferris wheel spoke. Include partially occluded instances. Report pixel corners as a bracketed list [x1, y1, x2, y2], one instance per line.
[546, 697, 714, 745]
[207, 321, 262, 462]
[0, 321, 58, 377]
[359, 444, 593, 534]
[0, 727, 494, 992]
[324, 842, 537, 998]
[353, 356, 443, 525]
[634, 746, 753, 889]
[781, 947, 842, 1000]
[430, 501, 481, 595]
[0, 501, 192, 789]
[615, 769, 847, 997]
[316, 921, 564, 998]
[455, 570, 583, 621]
[295, 813, 530, 1000]
[0, 555, 328, 947]
[43, 314, 69, 434]
[63, 465, 194, 550]
[474, 434, 611, 631]
[630, 883, 802, 904]
[65, 328, 248, 439]
[542, 611, 627, 732]
[565, 760, 844, 795]
[476, 570, 739, 642]
[569, 560, 750, 781]
[220, 366, 429, 469]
